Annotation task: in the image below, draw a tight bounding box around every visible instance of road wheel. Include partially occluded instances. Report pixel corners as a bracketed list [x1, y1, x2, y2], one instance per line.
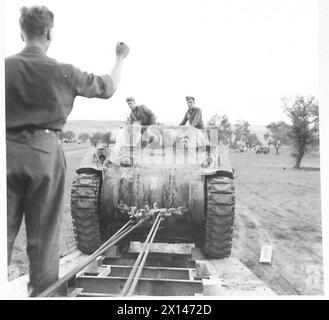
[204, 176, 235, 259]
[71, 173, 102, 254]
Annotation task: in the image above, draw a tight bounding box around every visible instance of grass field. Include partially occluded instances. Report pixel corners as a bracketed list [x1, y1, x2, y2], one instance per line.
[230, 147, 322, 295]
[8, 143, 323, 295]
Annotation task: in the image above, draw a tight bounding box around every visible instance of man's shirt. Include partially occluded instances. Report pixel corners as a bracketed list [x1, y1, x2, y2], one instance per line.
[129, 105, 156, 126]
[5, 45, 114, 131]
[180, 106, 204, 129]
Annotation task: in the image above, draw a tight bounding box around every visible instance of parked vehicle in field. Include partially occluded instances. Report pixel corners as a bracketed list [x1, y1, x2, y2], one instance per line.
[254, 146, 270, 154]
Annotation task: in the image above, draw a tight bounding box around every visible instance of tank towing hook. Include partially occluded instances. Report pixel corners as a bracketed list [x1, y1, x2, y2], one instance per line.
[117, 201, 187, 223]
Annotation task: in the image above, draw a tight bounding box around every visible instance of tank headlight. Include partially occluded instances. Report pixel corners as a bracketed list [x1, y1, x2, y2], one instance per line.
[120, 155, 133, 167]
[98, 155, 106, 163]
[201, 155, 213, 168]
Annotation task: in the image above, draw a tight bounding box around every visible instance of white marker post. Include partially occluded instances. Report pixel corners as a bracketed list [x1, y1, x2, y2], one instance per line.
[259, 245, 273, 264]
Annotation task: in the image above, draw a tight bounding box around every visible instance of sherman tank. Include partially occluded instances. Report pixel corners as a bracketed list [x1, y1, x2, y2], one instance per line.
[70, 125, 235, 259]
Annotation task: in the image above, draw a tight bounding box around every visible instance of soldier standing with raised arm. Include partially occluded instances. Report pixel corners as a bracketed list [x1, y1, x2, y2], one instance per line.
[5, 5, 129, 296]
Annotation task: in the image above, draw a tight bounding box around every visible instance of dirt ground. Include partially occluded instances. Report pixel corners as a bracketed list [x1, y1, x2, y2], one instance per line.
[230, 146, 323, 295]
[8, 144, 323, 295]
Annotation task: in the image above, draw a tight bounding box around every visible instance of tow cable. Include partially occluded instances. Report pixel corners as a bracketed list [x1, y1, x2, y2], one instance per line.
[38, 204, 184, 297]
[121, 211, 163, 296]
[38, 217, 145, 297]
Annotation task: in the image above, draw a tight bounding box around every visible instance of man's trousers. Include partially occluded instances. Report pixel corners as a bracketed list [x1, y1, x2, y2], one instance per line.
[6, 129, 66, 297]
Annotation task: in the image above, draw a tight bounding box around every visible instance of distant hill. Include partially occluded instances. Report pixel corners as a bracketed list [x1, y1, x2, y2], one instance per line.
[63, 120, 268, 143]
[63, 120, 125, 135]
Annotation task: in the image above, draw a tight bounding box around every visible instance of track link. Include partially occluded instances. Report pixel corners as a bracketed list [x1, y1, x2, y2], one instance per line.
[204, 176, 235, 259]
[71, 173, 102, 254]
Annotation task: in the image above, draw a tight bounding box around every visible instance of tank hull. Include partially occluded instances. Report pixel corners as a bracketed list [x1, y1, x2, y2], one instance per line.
[101, 164, 206, 224]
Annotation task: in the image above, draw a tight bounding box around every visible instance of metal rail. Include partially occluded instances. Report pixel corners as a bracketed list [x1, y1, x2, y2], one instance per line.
[38, 219, 144, 297]
[39, 206, 182, 297]
[121, 212, 163, 296]
[126, 216, 162, 296]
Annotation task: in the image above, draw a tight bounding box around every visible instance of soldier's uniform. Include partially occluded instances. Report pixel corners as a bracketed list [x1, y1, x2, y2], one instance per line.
[179, 106, 204, 129]
[129, 105, 157, 126]
[6, 45, 115, 296]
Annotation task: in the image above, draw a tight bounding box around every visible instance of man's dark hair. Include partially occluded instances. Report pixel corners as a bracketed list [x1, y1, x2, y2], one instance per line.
[19, 5, 54, 39]
[186, 96, 195, 102]
[126, 97, 135, 103]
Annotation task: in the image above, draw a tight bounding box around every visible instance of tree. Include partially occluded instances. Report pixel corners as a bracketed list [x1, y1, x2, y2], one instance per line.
[233, 120, 250, 148]
[207, 114, 233, 145]
[246, 132, 261, 148]
[264, 121, 291, 154]
[284, 95, 319, 169]
[89, 132, 103, 147]
[59, 130, 75, 142]
[65, 130, 75, 141]
[102, 132, 112, 146]
[78, 132, 90, 143]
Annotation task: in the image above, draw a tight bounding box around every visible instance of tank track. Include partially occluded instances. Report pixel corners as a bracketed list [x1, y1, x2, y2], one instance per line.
[71, 173, 102, 254]
[203, 176, 235, 259]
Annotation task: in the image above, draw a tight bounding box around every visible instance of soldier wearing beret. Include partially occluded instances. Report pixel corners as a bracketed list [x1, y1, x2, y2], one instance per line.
[5, 5, 129, 296]
[179, 96, 204, 129]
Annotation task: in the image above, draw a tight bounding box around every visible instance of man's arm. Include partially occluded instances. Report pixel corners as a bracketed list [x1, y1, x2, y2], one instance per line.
[179, 112, 188, 126]
[129, 111, 138, 124]
[128, 112, 134, 124]
[72, 42, 129, 99]
[111, 42, 129, 91]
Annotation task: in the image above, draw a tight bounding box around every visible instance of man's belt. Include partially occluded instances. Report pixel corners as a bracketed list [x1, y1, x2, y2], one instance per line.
[6, 126, 60, 135]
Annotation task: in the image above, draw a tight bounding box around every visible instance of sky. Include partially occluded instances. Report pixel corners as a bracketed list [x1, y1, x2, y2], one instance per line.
[3, 0, 319, 126]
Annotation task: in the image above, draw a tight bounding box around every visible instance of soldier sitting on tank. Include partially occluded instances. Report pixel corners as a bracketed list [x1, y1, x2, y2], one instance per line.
[126, 97, 158, 147]
[179, 96, 204, 129]
[126, 97, 157, 126]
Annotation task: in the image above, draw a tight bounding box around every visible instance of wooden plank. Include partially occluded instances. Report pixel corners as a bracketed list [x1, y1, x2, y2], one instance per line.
[77, 292, 120, 297]
[195, 260, 212, 277]
[97, 266, 112, 277]
[102, 256, 196, 268]
[98, 265, 191, 280]
[76, 276, 203, 296]
[128, 242, 194, 255]
[188, 268, 197, 281]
